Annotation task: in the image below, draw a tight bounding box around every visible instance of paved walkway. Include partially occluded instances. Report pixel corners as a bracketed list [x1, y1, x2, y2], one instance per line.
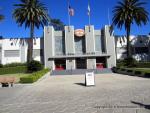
[0, 73, 150, 113]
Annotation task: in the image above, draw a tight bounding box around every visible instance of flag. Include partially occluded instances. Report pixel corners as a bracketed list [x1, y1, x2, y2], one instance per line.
[87, 3, 90, 16]
[68, 5, 74, 16]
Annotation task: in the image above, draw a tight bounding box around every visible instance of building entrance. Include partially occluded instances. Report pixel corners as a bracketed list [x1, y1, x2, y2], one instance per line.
[96, 57, 106, 68]
[55, 59, 66, 70]
[76, 58, 87, 69]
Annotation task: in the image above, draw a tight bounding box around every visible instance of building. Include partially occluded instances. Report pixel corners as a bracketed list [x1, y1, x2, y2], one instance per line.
[0, 38, 42, 64]
[115, 35, 150, 61]
[44, 25, 116, 70]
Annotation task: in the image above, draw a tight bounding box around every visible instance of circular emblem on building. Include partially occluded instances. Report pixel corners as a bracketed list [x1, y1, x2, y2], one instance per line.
[74, 29, 85, 37]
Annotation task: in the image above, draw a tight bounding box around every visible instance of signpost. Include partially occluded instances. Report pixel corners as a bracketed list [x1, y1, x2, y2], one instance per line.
[85, 72, 95, 86]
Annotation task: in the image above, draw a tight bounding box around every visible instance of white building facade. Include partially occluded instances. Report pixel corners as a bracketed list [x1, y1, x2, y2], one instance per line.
[0, 38, 42, 64]
[115, 35, 150, 61]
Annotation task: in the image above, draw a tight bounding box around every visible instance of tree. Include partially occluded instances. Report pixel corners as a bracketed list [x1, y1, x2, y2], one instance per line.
[13, 0, 50, 62]
[112, 0, 149, 58]
[51, 19, 65, 31]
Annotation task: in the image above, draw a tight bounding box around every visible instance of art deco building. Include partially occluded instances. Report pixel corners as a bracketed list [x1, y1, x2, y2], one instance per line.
[44, 25, 116, 70]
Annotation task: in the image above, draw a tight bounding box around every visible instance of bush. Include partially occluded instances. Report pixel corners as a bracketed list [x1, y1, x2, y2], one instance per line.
[0, 64, 3, 68]
[117, 58, 137, 67]
[27, 60, 43, 73]
[111, 67, 117, 73]
[20, 68, 49, 83]
[120, 68, 126, 71]
[123, 57, 137, 67]
[134, 71, 142, 75]
[136, 62, 150, 68]
[3, 62, 26, 68]
[0, 66, 27, 75]
[126, 69, 133, 73]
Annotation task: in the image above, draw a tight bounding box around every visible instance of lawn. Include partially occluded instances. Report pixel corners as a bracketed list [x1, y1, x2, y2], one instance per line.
[0, 73, 30, 83]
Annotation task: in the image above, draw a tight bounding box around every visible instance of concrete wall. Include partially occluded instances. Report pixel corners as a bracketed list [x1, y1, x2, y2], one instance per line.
[85, 26, 95, 53]
[44, 26, 55, 69]
[87, 58, 96, 69]
[65, 26, 75, 54]
[85, 26, 96, 69]
[0, 38, 42, 65]
[66, 58, 76, 70]
[65, 26, 76, 69]
[104, 26, 116, 68]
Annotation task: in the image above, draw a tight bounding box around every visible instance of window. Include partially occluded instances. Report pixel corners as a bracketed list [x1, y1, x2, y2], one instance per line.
[95, 35, 101, 52]
[4, 50, 20, 57]
[74, 36, 86, 54]
[55, 36, 65, 55]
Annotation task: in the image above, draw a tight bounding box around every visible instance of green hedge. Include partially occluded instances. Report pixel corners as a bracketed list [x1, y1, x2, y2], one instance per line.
[0, 66, 27, 75]
[112, 67, 150, 78]
[136, 62, 150, 68]
[20, 69, 49, 83]
[0, 63, 26, 68]
[117, 61, 150, 68]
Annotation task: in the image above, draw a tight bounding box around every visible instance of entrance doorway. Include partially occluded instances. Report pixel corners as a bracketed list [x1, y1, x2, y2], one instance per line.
[96, 57, 106, 68]
[55, 59, 66, 70]
[76, 58, 87, 69]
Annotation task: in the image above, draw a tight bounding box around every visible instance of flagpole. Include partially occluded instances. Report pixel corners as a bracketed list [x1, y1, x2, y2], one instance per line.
[67, 0, 70, 31]
[88, 0, 91, 31]
[108, 8, 110, 26]
[89, 11, 91, 26]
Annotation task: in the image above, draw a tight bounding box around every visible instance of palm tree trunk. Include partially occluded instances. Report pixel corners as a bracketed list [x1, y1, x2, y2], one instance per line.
[126, 26, 131, 58]
[27, 23, 34, 63]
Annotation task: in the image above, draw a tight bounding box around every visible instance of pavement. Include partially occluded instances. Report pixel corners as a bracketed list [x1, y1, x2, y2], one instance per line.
[0, 73, 150, 113]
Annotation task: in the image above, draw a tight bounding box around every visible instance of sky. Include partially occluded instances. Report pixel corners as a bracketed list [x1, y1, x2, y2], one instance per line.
[0, 0, 150, 38]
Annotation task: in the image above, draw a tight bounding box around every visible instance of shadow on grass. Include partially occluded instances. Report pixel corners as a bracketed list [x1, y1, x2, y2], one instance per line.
[74, 83, 85, 87]
[131, 101, 150, 110]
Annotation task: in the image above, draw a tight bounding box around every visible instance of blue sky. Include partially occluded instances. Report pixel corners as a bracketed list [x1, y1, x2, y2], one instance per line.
[0, 0, 150, 38]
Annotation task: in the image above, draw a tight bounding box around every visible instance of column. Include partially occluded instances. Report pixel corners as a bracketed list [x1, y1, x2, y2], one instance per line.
[65, 26, 75, 69]
[44, 26, 55, 69]
[85, 26, 96, 69]
[104, 25, 116, 68]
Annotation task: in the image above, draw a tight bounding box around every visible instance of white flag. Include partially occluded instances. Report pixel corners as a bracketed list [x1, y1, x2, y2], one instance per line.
[87, 3, 90, 15]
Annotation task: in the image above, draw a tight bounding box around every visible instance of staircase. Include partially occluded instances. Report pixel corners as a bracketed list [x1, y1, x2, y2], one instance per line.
[51, 68, 112, 76]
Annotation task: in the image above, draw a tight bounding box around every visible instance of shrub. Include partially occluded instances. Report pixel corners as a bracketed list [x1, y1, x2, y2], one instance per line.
[117, 58, 137, 67]
[0, 64, 3, 68]
[126, 69, 133, 73]
[3, 62, 26, 68]
[120, 68, 126, 71]
[136, 62, 150, 68]
[134, 71, 142, 75]
[0, 66, 27, 75]
[111, 67, 117, 73]
[20, 68, 49, 83]
[27, 60, 43, 73]
[123, 57, 137, 67]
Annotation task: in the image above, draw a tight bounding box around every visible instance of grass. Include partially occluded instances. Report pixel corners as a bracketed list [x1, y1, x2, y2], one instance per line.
[0, 73, 30, 83]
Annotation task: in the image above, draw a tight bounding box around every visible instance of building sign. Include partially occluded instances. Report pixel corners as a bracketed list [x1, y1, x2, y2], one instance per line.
[74, 29, 85, 37]
[85, 72, 95, 86]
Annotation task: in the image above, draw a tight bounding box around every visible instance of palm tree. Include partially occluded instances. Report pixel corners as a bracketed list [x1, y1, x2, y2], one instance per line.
[51, 19, 65, 31]
[112, 0, 149, 58]
[13, 0, 50, 62]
